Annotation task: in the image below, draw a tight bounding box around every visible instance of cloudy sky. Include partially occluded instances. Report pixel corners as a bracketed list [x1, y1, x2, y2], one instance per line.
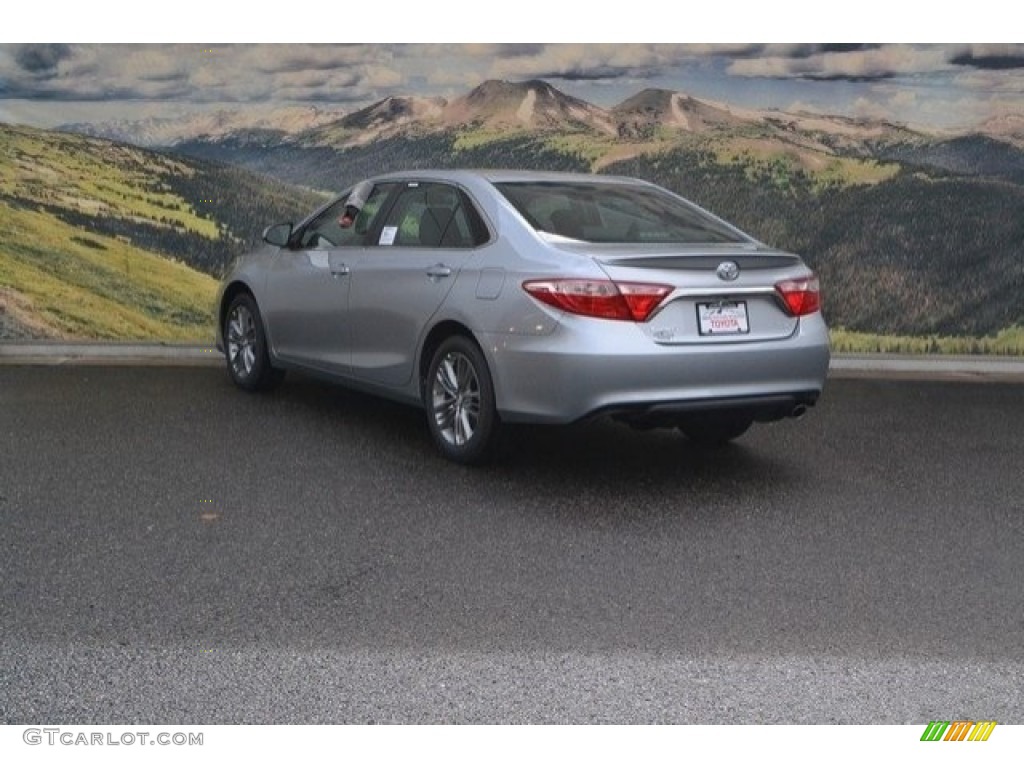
[2, 42, 1023, 132]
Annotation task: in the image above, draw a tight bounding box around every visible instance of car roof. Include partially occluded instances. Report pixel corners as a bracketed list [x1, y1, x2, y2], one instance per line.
[368, 169, 650, 187]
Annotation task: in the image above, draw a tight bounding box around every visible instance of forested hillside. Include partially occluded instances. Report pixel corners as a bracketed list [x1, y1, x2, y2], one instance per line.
[175, 132, 592, 194]
[607, 149, 1024, 336]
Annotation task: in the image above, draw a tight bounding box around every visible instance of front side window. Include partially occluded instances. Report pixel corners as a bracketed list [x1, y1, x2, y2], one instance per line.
[494, 181, 747, 245]
[378, 182, 489, 248]
[295, 183, 396, 249]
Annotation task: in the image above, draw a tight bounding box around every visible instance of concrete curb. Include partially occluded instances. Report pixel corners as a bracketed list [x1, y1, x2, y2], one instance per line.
[0, 342, 222, 366]
[828, 354, 1024, 380]
[2, 342, 1024, 380]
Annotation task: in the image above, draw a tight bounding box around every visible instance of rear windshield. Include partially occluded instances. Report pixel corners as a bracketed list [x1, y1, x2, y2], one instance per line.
[494, 181, 747, 244]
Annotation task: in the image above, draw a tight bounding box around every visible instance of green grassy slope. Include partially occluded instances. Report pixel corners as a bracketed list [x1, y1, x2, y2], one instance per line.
[0, 203, 216, 340]
[829, 326, 1024, 356]
[0, 123, 321, 341]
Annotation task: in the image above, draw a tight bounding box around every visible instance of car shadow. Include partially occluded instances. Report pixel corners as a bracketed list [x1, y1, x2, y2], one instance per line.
[261, 372, 802, 503]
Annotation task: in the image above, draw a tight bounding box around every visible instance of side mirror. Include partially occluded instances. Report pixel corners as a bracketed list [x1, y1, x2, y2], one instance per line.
[262, 223, 293, 247]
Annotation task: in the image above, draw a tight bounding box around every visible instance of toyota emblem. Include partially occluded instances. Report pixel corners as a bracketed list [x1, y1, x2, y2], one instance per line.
[716, 261, 740, 281]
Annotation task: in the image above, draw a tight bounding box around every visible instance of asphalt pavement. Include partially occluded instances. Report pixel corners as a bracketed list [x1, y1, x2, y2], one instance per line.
[1, 362, 1022, 723]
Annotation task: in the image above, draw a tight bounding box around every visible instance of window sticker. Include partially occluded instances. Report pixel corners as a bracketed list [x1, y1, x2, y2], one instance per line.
[379, 226, 398, 246]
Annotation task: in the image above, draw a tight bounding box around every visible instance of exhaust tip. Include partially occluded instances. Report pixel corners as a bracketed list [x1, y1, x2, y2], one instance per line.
[791, 404, 808, 420]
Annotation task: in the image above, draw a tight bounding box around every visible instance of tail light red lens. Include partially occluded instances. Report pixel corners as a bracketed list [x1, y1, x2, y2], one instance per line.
[522, 279, 672, 322]
[775, 275, 821, 317]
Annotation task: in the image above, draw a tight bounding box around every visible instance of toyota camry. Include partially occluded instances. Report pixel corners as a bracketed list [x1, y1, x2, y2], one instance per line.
[216, 170, 830, 463]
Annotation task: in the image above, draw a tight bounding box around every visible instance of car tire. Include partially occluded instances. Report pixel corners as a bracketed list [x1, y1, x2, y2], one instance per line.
[425, 336, 498, 464]
[224, 292, 285, 392]
[678, 412, 752, 446]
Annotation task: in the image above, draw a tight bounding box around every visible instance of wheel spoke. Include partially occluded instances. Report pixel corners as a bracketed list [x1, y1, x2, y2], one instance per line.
[435, 391, 455, 420]
[439, 357, 459, 396]
[434, 391, 456, 408]
[454, 356, 468, 390]
[457, 407, 474, 444]
[442, 406, 457, 429]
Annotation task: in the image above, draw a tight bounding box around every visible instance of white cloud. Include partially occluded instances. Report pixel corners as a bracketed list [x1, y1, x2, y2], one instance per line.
[952, 68, 1024, 94]
[728, 46, 953, 81]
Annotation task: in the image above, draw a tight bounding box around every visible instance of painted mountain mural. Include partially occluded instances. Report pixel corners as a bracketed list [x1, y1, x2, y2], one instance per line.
[0, 124, 322, 340]
[3, 76, 1024, 351]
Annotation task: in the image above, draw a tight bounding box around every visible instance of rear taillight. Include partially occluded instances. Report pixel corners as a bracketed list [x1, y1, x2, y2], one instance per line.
[523, 279, 672, 322]
[775, 275, 821, 317]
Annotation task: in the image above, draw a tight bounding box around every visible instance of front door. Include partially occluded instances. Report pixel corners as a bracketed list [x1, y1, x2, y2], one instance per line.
[263, 183, 397, 374]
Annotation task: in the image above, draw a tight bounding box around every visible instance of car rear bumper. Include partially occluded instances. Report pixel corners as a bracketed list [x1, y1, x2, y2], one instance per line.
[480, 313, 830, 424]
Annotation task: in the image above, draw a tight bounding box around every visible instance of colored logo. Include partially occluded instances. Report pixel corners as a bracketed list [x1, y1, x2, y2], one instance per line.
[920, 720, 997, 742]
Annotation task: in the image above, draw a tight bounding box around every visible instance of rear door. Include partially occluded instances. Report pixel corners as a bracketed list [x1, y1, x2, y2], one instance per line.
[346, 181, 488, 387]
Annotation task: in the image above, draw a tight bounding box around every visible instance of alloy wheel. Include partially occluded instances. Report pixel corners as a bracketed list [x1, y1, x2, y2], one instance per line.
[226, 303, 257, 380]
[431, 351, 481, 447]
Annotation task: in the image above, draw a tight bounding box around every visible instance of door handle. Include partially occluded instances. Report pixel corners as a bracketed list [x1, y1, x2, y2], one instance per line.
[426, 263, 452, 280]
[331, 264, 350, 278]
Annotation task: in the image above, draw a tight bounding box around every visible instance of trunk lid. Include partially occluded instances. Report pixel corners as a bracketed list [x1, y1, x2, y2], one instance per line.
[581, 243, 809, 344]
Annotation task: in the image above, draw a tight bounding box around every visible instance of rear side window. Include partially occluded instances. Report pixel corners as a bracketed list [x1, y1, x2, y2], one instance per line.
[379, 182, 489, 248]
[494, 181, 746, 244]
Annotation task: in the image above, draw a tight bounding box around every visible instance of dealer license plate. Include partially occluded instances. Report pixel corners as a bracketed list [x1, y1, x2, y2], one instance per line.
[697, 301, 749, 336]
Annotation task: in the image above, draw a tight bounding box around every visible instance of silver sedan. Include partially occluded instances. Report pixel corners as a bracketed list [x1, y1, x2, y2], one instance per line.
[216, 170, 830, 463]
